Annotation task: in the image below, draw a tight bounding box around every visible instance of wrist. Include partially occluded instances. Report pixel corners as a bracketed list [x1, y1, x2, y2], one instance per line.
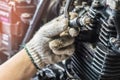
[24, 45, 46, 70]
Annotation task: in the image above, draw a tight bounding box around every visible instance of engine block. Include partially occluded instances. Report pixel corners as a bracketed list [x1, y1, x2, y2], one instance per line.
[38, 0, 120, 80]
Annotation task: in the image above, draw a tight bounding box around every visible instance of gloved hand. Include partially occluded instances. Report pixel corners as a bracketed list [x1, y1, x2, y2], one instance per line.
[25, 13, 80, 69]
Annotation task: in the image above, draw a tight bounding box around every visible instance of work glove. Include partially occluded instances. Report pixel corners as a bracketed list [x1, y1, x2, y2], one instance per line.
[25, 13, 80, 69]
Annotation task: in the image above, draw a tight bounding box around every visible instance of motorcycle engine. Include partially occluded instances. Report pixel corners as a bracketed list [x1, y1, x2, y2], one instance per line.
[38, 0, 120, 80]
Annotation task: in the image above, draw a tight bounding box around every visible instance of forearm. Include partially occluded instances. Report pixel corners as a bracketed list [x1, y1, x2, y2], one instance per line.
[0, 49, 37, 80]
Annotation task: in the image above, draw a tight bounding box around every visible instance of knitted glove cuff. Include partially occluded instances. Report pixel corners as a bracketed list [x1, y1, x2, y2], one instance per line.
[24, 43, 45, 70]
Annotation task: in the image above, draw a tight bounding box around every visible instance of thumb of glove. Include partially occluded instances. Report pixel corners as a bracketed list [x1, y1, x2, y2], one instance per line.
[39, 15, 68, 37]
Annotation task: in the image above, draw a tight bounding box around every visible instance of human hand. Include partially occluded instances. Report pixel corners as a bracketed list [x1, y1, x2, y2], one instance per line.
[25, 12, 80, 69]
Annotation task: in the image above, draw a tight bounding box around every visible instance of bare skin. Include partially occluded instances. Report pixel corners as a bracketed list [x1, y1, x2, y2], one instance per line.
[0, 49, 37, 80]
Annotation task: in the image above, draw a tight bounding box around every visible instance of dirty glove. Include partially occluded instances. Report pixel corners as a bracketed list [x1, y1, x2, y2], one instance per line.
[25, 13, 79, 69]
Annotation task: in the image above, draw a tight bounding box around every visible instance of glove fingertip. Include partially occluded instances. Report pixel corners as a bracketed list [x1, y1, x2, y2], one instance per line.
[69, 27, 80, 37]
